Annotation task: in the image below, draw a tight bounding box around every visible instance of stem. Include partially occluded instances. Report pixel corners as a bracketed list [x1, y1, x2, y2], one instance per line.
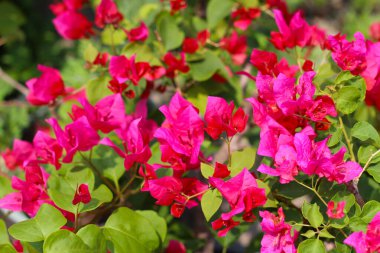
[224, 137, 233, 167]
[358, 148, 380, 178]
[294, 179, 328, 206]
[339, 117, 356, 162]
[187, 188, 210, 200]
[74, 204, 80, 232]
[0, 68, 29, 96]
[79, 152, 118, 195]
[110, 25, 116, 55]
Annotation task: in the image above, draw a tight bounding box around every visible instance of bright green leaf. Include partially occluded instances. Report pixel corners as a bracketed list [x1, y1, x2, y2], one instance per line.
[367, 163, 380, 183]
[103, 207, 160, 253]
[301, 230, 316, 238]
[201, 189, 222, 221]
[0, 244, 17, 253]
[9, 204, 67, 242]
[301, 202, 324, 228]
[351, 121, 380, 145]
[44, 230, 91, 253]
[157, 12, 184, 51]
[189, 51, 224, 81]
[230, 147, 256, 176]
[77, 225, 107, 253]
[334, 86, 362, 114]
[207, 0, 234, 29]
[360, 200, 380, 223]
[319, 228, 335, 238]
[136, 210, 167, 245]
[83, 42, 98, 63]
[297, 239, 326, 253]
[200, 163, 214, 179]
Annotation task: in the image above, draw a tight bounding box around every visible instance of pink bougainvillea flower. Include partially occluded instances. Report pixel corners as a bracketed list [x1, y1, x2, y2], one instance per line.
[204, 96, 248, 140]
[163, 52, 190, 78]
[47, 116, 100, 163]
[100, 117, 152, 170]
[220, 31, 247, 65]
[0, 161, 51, 216]
[95, 0, 123, 28]
[165, 240, 186, 253]
[169, 0, 187, 14]
[109, 55, 150, 85]
[270, 10, 325, 50]
[52, 11, 93, 40]
[148, 176, 183, 206]
[148, 176, 206, 216]
[361, 42, 380, 110]
[197, 30, 210, 46]
[182, 37, 199, 54]
[78, 94, 126, 133]
[72, 183, 91, 205]
[260, 207, 298, 253]
[33, 131, 63, 170]
[125, 22, 149, 42]
[154, 93, 204, 172]
[249, 49, 298, 77]
[92, 52, 109, 66]
[344, 211, 380, 253]
[212, 217, 240, 237]
[370, 22, 380, 41]
[49, 0, 87, 15]
[209, 168, 266, 221]
[326, 32, 367, 75]
[1, 139, 36, 170]
[213, 162, 231, 178]
[327, 201, 345, 219]
[26, 65, 66, 106]
[231, 7, 261, 31]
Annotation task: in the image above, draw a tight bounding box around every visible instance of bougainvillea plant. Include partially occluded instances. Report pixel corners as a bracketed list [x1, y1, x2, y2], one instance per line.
[1, 0, 380, 252]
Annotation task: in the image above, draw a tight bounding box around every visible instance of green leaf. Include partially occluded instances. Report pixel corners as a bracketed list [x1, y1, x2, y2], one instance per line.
[367, 163, 380, 183]
[207, 0, 234, 29]
[334, 86, 362, 114]
[187, 86, 209, 115]
[101, 26, 126, 46]
[351, 121, 380, 145]
[328, 128, 342, 147]
[157, 12, 184, 51]
[189, 51, 224, 81]
[103, 207, 160, 253]
[83, 42, 98, 63]
[358, 145, 380, 165]
[301, 202, 324, 228]
[0, 220, 10, 245]
[360, 200, 380, 223]
[0, 244, 17, 253]
[43, 230, 91, 253]
[319, 228, 335, 238]
[349, 216, 367, 231]
[80, 184, 113, 213]
[86, 76, 113, 104]
[201, 189, 222, 221]
[301, 230, 316, 238]
[230, 147, 256, 176]
[332, 242, 351, 253]
[0, 175, 13, 198]
[9, 204, 67, 242]
[200, 163, 214, 179]
[136, 210, 167, 245]
[297, 239, 326, 253]
[48, 168, 95, 213]
[77, 225, 107, 253]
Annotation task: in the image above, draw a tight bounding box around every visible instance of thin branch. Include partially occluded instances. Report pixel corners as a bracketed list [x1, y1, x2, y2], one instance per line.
[0, 68, 28, 96]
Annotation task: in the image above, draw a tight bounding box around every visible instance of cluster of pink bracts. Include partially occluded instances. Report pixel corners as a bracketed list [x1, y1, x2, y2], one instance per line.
[1, 0, 380, 252]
